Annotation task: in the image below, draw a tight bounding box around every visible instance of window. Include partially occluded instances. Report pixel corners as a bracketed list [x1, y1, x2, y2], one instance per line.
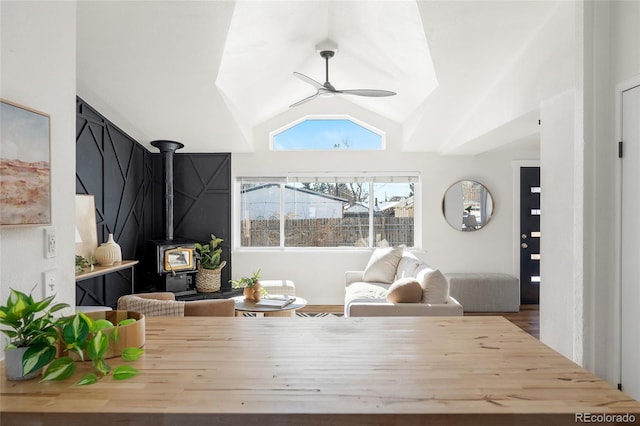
[270, 116, 384, 151]
[238, 174, 418, 248]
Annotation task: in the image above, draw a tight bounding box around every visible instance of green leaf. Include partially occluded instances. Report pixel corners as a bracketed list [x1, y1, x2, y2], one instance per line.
[22, 344, 57, 376]
[87, 331, 109, 360]
[75, 373, 98, 386]
[93, 319, 114, 331]
[92, 357, 111, 375]
[40, 357, 76, 382]
[121, 347, 144, 361]
[112, 365, 140, 380]
[48, 302, 70, 314]
[78, 311, 95, 331]
[8, 288, 31, 318]
[117, 318, 136, 326]
[32, 294, 56, 313]
[63, 313, 89, 346]
[110, 325, 120, 342]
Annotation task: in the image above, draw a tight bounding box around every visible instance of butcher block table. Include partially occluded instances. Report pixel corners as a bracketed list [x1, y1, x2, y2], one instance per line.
[1, 316, 639, 426]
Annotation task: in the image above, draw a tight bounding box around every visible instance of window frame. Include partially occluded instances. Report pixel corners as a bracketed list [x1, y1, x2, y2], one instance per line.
[234, 173, 420, 251]
[269, 114, 386, 151]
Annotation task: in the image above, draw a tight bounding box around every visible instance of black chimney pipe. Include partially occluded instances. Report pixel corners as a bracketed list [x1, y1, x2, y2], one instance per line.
[151, 140, 184, 241]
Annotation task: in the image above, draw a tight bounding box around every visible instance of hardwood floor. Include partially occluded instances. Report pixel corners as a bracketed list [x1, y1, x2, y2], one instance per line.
[301, 304, 540, 339]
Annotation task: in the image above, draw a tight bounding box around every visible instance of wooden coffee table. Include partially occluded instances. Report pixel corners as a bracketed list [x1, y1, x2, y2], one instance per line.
[232, 295, 307, 317]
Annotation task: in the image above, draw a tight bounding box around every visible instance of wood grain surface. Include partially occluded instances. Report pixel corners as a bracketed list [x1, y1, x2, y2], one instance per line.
[1, 316, 638, 425]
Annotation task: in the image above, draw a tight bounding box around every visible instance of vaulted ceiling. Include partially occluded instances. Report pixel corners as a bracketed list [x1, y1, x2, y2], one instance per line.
[76, 1, 574, 155]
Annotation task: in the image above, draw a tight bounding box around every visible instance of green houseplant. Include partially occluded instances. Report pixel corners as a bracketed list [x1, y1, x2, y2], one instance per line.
[42, 311, 144, 386]
[194, 234, 226, 292]
[230, 269, 262, 302]
[0, 287, 69, 380]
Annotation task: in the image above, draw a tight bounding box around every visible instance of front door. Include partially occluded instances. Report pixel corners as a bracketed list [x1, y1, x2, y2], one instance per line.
[520, 167, 540, 304]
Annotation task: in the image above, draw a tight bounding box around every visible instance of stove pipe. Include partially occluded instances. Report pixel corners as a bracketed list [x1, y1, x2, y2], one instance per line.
[151, 140, 184, 241]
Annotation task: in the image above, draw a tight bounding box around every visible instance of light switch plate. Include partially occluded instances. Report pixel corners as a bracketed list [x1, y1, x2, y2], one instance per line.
[44, 227, 56, 258]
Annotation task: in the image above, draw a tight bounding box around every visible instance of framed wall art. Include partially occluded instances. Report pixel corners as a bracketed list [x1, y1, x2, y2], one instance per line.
[0, 99, 51, 226]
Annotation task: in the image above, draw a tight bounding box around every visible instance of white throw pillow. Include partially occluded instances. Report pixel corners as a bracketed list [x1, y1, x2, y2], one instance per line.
[418, 269, 449, 304]
[362, 246, 404, 283]
[386, 277, 422, 303]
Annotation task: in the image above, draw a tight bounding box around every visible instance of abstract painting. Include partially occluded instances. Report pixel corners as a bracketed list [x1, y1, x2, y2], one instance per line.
[0, 99, 51, 226]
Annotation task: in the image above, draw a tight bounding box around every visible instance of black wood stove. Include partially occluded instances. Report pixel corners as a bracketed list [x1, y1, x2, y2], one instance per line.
[148, 140, 197, 295]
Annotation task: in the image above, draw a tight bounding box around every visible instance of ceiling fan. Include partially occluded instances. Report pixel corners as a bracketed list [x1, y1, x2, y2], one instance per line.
[290, 50, 396, 108]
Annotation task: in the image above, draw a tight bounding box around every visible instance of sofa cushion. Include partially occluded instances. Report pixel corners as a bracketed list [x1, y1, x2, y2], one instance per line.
[386, 278, 422, 303]
[362, 246, 404, 283]
[417, 269, 449, 304]
[396, 252, 422, 279]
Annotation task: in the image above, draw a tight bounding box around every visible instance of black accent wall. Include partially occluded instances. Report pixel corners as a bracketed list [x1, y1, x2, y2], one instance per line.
[152, 153, 233, 291]
[76, 97, 232, 306]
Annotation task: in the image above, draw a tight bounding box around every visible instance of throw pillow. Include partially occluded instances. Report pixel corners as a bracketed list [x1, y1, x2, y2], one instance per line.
[362, 245, 404, 283]
[386, 277, 422, 303]
[418, 269, 449, 304]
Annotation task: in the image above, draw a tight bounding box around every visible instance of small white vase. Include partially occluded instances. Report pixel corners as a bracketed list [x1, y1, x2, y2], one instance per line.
[94, 233, 122, 266]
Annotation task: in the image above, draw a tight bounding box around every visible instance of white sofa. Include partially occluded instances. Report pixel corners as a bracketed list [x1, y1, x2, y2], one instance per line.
[344, 249, 463, 317]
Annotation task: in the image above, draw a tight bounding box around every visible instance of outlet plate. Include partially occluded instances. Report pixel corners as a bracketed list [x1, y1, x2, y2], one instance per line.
[44, 227, 56, 258]
[43, 269, 56, 297]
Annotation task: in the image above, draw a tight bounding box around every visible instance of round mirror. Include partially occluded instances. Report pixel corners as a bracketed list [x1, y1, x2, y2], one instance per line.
[442, 180, 494, 231]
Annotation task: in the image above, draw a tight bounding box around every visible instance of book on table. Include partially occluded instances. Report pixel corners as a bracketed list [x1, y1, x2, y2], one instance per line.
[256, 296, 296, 308]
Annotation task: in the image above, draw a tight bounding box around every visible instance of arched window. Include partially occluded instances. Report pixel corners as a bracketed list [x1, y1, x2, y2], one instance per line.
[270, 116, 384, 151]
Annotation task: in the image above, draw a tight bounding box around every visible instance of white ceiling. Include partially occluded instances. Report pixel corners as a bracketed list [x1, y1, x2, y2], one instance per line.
[76, 1, 572, 155]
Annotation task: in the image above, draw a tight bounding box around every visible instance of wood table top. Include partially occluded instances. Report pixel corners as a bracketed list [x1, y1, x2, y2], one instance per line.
[1, 316, 639, 425]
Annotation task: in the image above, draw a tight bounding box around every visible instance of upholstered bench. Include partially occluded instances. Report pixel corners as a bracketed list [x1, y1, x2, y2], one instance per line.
[444, 273, 520, 312]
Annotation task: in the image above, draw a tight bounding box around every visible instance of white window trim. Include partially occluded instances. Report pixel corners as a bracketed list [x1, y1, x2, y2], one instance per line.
[234, 173, 420, 251]
[269, 114, 386, 151]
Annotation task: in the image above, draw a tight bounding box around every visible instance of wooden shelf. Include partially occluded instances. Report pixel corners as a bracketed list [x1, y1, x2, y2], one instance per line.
[76, 260, 139, 307]
[75, 260, 139, 282]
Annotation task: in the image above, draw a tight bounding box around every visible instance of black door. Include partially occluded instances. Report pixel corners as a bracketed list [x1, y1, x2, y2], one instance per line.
[520, 167, 540, 304]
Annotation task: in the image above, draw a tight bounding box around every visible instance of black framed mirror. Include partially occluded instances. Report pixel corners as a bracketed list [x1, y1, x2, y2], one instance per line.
[442, 180, 494, 231]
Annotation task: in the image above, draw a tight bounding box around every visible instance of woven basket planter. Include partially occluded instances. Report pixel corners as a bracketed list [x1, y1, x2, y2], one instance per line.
[195, 261, 226, 293]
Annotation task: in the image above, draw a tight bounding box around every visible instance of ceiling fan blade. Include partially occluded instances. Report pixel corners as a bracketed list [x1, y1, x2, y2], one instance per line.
[338, 89, 397, 97]
[293, 72, 324, 90]
[289, 92, 319, 108]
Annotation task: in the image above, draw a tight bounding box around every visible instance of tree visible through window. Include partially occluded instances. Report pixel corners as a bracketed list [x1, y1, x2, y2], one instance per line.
[271, 117, 384, 151]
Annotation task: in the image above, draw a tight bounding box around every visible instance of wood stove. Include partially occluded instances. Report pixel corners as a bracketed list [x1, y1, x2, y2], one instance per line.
[149, 140, 197, 295]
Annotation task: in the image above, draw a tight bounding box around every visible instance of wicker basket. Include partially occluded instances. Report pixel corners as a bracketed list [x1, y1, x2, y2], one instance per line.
[195, 261, 226, 293]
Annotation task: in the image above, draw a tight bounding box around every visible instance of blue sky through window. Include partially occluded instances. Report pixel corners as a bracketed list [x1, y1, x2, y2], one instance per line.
[272, 119, 383, 150]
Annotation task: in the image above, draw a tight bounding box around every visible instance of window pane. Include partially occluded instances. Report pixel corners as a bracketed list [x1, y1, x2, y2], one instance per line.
[284, 182, 369, 247]
[237, 175, 418, 248]
[240, 182, 280, 247]
[272, 118, 383, 151]
[373, 182, 414, 247]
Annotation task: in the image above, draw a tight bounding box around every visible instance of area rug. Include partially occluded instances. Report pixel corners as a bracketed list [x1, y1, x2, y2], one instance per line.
[296, 312, 342, 318]
[241, 312, 343, 317]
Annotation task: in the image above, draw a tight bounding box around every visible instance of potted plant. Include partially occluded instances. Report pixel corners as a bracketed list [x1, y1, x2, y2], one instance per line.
[0, 287, 69, 381]
[230, 269, 262, 302]
[42, 311, 144, 386]
[194, 234, 226, 293]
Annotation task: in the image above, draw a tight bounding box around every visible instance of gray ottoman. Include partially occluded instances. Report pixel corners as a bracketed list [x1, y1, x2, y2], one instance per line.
[445, 273, 520, 312]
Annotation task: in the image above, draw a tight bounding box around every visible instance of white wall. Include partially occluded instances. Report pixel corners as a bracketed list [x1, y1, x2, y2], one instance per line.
[0, 2, 77, 359]
[232, 98, 536, 304]
[539, 0, 640, 386]
[539, 90, 577, 361]
[591, 0, 640, 385]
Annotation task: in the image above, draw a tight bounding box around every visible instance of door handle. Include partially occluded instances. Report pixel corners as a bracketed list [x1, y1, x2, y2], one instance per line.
[521, 243, 529, 249]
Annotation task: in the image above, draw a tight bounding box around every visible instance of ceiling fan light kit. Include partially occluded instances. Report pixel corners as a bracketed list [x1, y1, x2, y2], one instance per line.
[290, 46, 396, 108]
